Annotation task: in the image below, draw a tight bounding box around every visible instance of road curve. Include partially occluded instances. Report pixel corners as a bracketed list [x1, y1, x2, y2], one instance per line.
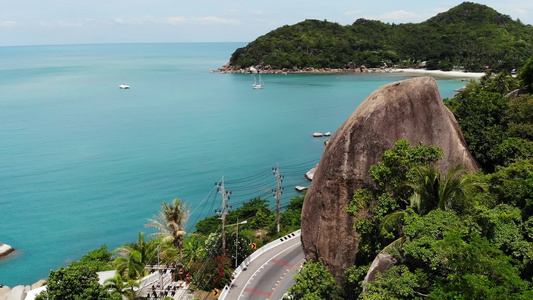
[224, 237, 304, 300]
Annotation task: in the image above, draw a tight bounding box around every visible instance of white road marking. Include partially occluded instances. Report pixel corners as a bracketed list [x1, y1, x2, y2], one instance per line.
[236, 242, 301, 300]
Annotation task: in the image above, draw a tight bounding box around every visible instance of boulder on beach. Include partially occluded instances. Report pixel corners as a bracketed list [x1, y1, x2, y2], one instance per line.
[30, 280, 46, 290]
[0, 286, 11, 298]
[5, 285, 25, 300]
[301, 76, 479, 283]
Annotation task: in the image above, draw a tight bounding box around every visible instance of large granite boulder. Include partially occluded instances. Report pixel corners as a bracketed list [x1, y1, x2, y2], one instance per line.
[0, 286, 11, 298]
[301, 76, 479, 283]
[5, 285, 25, 300]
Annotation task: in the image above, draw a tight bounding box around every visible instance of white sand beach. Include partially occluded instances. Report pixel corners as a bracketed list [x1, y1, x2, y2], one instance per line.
[392, 68, 485, 79]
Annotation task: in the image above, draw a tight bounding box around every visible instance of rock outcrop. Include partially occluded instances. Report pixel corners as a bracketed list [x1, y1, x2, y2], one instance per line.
[505, 88, 530, 100]
[363, 253, 397, 291]
[4, 285, 26, 300]
[30, 280, 46, 290]
[0, 286, 11, 299]
[301, 76, 479, 283]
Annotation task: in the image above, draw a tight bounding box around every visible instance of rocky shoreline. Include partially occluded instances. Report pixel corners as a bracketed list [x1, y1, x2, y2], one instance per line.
[213, 63, 390, 74]
[0, 279, 46, 300]
[212, 63, 485, 79]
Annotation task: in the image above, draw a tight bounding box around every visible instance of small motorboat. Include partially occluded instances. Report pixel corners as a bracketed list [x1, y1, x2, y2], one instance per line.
[313, 132, 323, 137]
[324, 132, 331, 136]
[119, 83, 130, 89]
[295, 186, 308, 192]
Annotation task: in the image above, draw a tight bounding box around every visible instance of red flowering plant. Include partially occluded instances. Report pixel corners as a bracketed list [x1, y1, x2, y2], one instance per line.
[189, 254, 232, 290]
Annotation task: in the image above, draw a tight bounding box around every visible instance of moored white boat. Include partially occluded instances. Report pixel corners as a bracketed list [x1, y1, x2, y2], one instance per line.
[252, 75, 264, 89]
[295, 186, 308, 192]
[313, 132, 323, 137]
[119, 83, 130, 89]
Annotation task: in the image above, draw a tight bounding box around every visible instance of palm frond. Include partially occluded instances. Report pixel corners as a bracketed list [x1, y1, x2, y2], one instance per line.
[380, 210, 406, 233]
[381, 236, 407, 254]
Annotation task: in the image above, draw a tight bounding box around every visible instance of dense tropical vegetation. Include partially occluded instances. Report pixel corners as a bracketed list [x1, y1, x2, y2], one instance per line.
[285, 55, 533, 299]
[229, 2, 533, 72]
[37, 194, 305, 299]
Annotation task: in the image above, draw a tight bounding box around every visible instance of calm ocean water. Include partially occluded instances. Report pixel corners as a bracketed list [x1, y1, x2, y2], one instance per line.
[0, 43, 465, 286]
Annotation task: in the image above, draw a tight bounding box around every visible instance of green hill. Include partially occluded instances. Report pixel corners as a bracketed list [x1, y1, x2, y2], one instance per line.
[228, 2, 533, 72]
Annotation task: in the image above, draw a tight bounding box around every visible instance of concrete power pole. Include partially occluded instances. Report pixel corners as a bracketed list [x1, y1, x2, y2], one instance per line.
[272, 164, 284, 235]
[217, 177, 231, 255]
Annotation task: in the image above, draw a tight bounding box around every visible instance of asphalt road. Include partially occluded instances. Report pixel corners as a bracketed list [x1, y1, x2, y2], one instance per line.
[224, 237, 305, 300]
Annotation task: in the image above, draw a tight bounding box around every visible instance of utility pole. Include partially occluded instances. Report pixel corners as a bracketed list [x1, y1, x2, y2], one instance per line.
[235, 219, 247, 268]
[272, 164, 284, 235]
[216, 177, 231, 255]
[157, 245, 163, 300]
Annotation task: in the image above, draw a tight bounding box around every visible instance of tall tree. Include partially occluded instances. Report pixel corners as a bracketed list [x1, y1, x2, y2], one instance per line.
[520, 54, 533, 92]
[381, 165, 485, 253]
[407, 165, 485, 215]
[114, 232, 156, 280]
[287, 260, 342, 300]
[146, 198, 190, 260]
[104, 273, 139, 300]
[35, 266, 120, 300]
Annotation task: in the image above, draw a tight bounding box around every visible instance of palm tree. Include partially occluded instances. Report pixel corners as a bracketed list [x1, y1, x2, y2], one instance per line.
[380, 165, 485, 252]
[104, 273, 139, 300]
[407, 164, 484, 214]
[114, 232, 157, 280]
[145, 198, 190, 260]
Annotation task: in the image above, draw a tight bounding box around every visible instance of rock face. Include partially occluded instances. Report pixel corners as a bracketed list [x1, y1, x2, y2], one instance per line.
[301, 76, 479, 283]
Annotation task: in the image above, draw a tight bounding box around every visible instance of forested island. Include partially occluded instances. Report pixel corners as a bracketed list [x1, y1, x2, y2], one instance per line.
[225, 2, 533, 72]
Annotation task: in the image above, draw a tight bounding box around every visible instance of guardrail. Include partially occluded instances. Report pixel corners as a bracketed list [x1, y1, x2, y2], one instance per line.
[219, 229, 301, 300]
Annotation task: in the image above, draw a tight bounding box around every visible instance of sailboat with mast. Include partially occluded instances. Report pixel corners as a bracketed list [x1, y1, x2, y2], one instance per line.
[252, 74, 264, 89]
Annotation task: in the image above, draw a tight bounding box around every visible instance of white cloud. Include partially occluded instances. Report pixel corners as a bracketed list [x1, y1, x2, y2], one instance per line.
[114, 18, 127, 24]
[112, 16, 239, 26]
[380, 10, 422, 21]
[167, 17, 187, 24]
[366, 10, 432, 23]
[39, 19, 102, 27]
[189, 16, 239, 24]
[162, 16, 239, 25]
[0, 21, 17, 27]
[513, 8, 527, 14]
[345, 10, 362, 15]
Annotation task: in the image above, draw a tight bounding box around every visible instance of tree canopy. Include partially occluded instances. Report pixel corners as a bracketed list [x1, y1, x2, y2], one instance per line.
[229, 2, 533, 72]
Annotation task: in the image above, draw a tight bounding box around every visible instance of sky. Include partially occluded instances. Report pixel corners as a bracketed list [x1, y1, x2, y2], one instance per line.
[0, 0, 532, 46]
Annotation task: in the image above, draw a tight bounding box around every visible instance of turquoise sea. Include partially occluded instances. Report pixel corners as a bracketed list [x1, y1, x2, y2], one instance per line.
[0, 43, 466, 286]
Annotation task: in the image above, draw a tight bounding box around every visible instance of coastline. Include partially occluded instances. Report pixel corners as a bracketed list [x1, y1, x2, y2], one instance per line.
[213, 65, 486, 79]
[392, 68, 485, 79]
